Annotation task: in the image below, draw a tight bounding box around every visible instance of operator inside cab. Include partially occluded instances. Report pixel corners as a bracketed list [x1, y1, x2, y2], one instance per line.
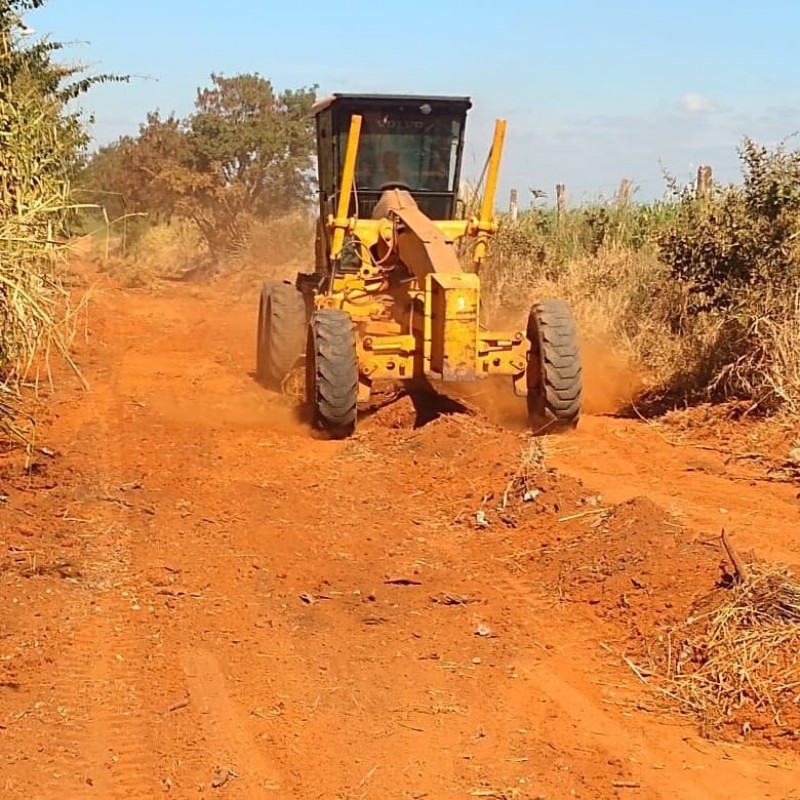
[377, 150, 402, 186]
[370, 148, 448, 192]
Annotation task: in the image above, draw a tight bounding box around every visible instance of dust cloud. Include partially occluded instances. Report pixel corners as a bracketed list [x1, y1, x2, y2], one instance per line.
[580, 341, 646, 416]
[437, 339, 645, 428]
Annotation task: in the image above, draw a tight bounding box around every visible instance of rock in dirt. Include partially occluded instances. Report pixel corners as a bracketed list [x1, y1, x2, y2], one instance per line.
[211, 768, 234, 788]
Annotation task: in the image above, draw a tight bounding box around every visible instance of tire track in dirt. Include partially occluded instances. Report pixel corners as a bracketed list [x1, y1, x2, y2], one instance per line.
[478, 574, 718, 800]
[79, 527, 160, 799]
[28, 555, 153, 793]
[100, 288, 296, 796]
[179, 648, 283, 795]
[36, 313, 163, 798]
[17, 600, 102, 797]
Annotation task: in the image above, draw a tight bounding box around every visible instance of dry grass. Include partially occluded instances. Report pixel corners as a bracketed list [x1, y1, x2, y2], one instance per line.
[480, 244, 686, 400]
[216, 211, 315, 301]
[95, 220, 209, 288]
[647, 553, 800, 737]
[484, 223, 800, 412]
[480, 138, 800, 413]
[229, 211, 315, 272]
[0, 115, 66, 372]
[86, 212, 315, 299]
[703, 290, 800, 414]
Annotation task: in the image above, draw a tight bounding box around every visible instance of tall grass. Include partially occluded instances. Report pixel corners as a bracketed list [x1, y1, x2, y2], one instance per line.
[0, 65, 72, 390]
[85, 210, 316, 296]
[0, 9, 120, 439]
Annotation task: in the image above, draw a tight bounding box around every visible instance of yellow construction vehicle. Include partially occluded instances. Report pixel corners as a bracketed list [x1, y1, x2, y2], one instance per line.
[256, 94, 582, 438]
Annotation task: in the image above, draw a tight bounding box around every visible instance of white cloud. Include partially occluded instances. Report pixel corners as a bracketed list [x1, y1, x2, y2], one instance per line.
[682, 93, 716, 113]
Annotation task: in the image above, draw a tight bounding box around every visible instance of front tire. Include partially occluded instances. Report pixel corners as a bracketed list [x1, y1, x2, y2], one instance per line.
[305, 309, 358, 439]
[256, 282, 306, 390]
[526, 299, 582, 432]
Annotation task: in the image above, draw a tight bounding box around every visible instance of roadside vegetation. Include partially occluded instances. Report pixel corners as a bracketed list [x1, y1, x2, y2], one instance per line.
[78, 65, 800, 415]
[0, 0, 124, 436]
[483, 139, 800, 414]
[76, 73, 318, 285]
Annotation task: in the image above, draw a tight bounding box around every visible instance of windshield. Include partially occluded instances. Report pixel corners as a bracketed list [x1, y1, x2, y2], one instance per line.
[341, 110, 462, 194]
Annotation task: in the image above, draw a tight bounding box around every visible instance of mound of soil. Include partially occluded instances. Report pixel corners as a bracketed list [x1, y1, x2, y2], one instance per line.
[509, 489, 800, 747]
[349, 394, 587, 526]
[537, 496, 720, 635]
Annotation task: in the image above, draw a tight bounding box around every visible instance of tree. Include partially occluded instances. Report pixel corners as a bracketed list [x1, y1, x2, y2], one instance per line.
[81, 73, 318, 258]
[80, 113, 189, 227]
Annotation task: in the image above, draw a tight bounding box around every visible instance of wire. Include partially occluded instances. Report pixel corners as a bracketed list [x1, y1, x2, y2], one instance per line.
[463, 148, 492, 220]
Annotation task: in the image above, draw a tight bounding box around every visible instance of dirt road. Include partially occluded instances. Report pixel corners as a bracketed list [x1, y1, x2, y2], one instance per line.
[2, 265, 800, 799]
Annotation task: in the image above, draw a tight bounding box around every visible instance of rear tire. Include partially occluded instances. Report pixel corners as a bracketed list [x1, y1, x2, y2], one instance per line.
[526, 299, 582, 432]
[256, 281, 306, 390]
[305, 309, 358, 439]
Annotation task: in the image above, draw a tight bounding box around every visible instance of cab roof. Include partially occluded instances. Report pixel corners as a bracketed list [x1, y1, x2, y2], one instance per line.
[311, 93, 473, 116]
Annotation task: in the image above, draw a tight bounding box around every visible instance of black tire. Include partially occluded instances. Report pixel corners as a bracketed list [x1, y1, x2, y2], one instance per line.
[526, 299, 582, 432]
[305, 309, 358, 439]
[256, 281, 306, 390]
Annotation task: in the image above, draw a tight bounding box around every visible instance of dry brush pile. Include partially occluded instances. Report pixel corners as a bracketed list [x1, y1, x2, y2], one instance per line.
[646, 537, 800, 742]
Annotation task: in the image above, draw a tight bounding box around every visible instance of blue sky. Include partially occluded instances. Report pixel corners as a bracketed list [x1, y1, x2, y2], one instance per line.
[29, 0, 800, 204]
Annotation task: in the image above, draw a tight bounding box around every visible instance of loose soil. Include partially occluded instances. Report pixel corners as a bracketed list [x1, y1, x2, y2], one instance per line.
[2, 263, 800, 799]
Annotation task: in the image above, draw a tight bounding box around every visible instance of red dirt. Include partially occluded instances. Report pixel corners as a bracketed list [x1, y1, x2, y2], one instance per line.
[2, 263, 800, 798]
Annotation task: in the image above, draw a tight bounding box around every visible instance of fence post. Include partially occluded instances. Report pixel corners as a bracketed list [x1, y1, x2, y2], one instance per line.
[509, 188, 518, 222]
[617, 178, 632, 207]
[696, 165, 713, 199]
[556, 183, 567, 224]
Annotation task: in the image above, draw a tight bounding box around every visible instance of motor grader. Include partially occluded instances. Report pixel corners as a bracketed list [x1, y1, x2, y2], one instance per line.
[256, 93, 582, 438]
